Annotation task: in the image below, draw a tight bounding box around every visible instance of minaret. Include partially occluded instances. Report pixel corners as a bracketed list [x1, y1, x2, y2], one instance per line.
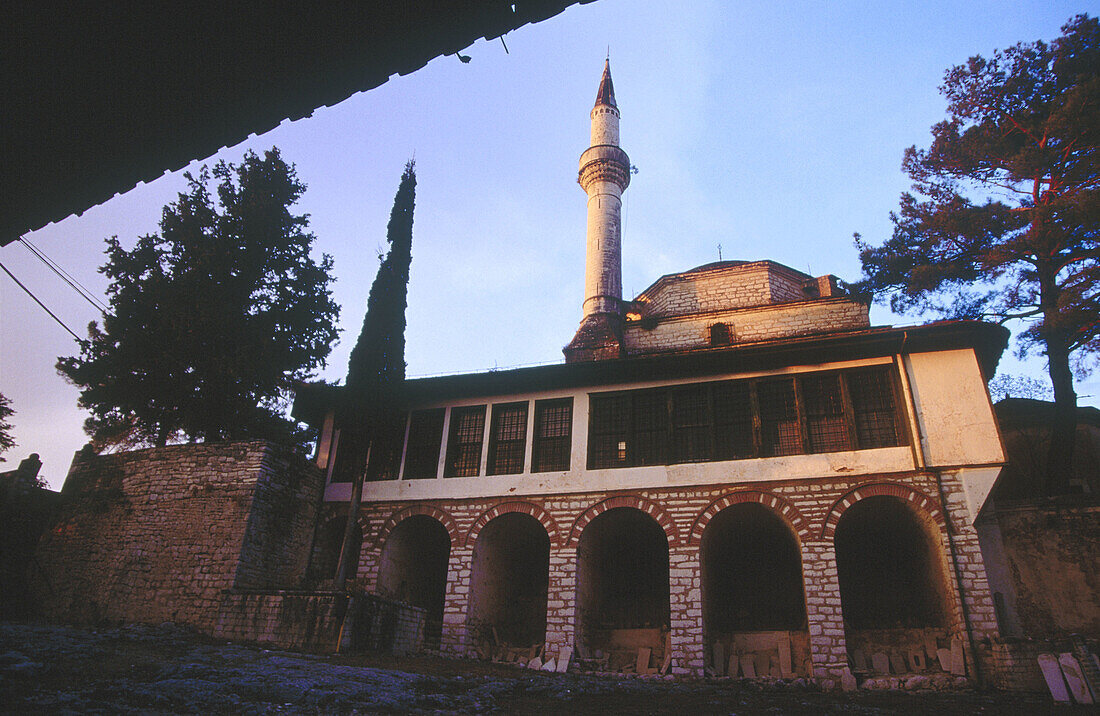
[564, 60, 631, 363]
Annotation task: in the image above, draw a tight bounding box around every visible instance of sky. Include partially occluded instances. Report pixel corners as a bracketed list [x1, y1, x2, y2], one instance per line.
[2, 1, 1095, 489]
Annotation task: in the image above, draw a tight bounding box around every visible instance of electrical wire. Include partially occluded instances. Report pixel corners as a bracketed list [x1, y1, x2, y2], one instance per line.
[0, 260, 83, 342]
[18, 237, 108, 312]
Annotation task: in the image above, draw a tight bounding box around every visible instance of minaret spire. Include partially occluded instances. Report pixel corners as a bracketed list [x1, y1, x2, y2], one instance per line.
[564, 60, 632, 363]
[594, 58, 616, 109]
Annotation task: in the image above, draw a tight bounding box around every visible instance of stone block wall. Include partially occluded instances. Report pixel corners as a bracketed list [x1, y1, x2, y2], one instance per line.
[977, 503, 1100, 640]
[636, 261, 816, 318]
[214, 590, 425, 655]
[350, 469, 999, 683]
[31, 441, 324, 630]
[624, 298, 869, 354]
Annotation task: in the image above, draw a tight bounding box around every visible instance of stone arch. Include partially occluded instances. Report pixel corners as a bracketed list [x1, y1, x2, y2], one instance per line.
[820, 482, 942, 540]
[375, 504, 459, 548]
[465, 501, 560, 548]
[566, 494, 680, 547]
[689, 490, 810, 546]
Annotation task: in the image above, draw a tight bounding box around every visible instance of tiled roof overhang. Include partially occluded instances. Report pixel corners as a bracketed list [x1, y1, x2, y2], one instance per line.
[293, 320, 1009, 426]
[4, 1, 593, 246]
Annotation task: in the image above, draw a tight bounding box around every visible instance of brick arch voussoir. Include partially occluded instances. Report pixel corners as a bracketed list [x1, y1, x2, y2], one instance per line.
[689, 490, 811, 546]
[566, 494, 680, 548]
[375, 504, 460, 549]
[464, 501, 561, 548]
[819, 481, 943, 541]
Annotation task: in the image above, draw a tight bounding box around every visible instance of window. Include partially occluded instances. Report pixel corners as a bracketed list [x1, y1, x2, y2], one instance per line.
[444, 405, 486, 477]
[802, 374, 851, 453]
[532, 398, 573, 472]
[487, 402, 528, 475]
[585, 365, 906, 469]
[713, 381, 754, 460]
[758, 378, 801, 456]
[671, 384, 712, 462]
[847, 368, 902, 448]
[632, 388, 670, 466]
[403, 408, 445, 479]
[588, 394, 630, 469]
[366, 413, 407, 481]
[709, 323, 731, 346]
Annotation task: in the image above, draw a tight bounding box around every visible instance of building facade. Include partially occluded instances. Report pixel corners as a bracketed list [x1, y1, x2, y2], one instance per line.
[297, 63, 1009, 683]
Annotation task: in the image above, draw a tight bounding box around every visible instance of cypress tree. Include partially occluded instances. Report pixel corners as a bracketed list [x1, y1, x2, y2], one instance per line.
[333, 161, 416, 589]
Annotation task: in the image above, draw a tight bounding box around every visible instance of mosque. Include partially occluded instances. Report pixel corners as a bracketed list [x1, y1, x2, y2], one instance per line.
[297, 61, 1009, 682]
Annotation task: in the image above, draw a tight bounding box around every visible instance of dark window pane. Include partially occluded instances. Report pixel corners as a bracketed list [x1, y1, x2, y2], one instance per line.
[533, 398, 572, 472]
[329, 430, 364, 483]
[801, 374, 852, 453]
[848, 367, 902, 448]
[633, 388, 669, 466]
[403, 408, 445, 479]
[710, 323, 731, 346]
[488, 402, 528, 475]
[758, 378, 801, 456]
[588, 394, 630, 469]
[444, 405, 486, 477]
[671, 384, 712, 462]
[714, 381, 755, 459]
[366, 413, 407, 481]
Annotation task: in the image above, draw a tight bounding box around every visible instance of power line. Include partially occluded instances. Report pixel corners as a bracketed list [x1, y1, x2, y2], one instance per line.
[18, 237, 108, 312]
[0, 260, 83, 342]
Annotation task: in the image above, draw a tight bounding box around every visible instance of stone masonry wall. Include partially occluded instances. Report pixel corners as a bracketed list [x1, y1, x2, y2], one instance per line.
[637, 261, 813, 318]
[350, 469, 999, 683]
[31, 441, 324, 631]
[214, 591, 425, 655]
[624, 298, 869, 355]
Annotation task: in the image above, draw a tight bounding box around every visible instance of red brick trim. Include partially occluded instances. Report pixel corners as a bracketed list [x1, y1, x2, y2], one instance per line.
[464, 501, 560, 548]
[375, 504, 460, 548]
[688, 490, 810, 545]
[565, 494, 680, 548]
[820, 481, 943, 540]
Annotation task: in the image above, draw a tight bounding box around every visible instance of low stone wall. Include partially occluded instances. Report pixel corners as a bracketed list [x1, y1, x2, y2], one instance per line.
[31, 441, 324, 629]
[217, 591, 344, 651]
[351, 593, 426, 656]
[990, 638, 1047, 692]
[215, 590, 425, 654]
[978, 502, 1100, 640]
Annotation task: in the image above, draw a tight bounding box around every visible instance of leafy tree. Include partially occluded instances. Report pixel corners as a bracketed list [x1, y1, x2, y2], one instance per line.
[332, 160, 416, 588]
[988, 373, 1055, 402]
[855, 15, 1099, 492]
[0, 392, 15, 462]
[58, 148, 340, 450]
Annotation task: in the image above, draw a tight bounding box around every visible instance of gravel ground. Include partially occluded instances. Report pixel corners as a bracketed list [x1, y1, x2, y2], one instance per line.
[0, 622, 1089, 714]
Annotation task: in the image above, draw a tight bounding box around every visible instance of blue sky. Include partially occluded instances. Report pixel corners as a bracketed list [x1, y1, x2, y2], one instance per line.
[3, 1, 1095, 488]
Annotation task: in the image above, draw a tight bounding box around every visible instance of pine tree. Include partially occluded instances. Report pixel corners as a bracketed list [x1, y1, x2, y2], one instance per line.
[855, 15, 1099, 492]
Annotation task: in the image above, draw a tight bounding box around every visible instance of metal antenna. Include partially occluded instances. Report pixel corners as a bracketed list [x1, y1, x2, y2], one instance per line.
[718, 244, 723, 261]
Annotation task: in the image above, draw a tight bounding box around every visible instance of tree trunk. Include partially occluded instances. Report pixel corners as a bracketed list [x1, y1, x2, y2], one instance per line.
[1044, 337, 1078, 495]
[1037, 258, 1078, 495]
[333, 439, 370, 592]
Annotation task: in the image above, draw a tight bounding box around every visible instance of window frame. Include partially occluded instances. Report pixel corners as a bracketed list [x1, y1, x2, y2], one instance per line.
[586, 364, 908, 469]
[443, 404, 487, 478]
[532, 398, 574, 473]
[486, 401, 529, 476]
[401, 407, 446, 480]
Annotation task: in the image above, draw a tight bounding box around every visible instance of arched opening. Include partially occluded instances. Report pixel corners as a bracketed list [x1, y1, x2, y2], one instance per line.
[701, 502, 809, 676]
[307, 518, 361, 586]
[466, 512, 550, 658]
[835, 495, 952, 674]
[576, 507, 670, 671]
[376, 515, 451, 648]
